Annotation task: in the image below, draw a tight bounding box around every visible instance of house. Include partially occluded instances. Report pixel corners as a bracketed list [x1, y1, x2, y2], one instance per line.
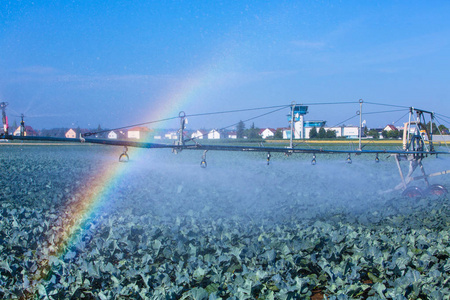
[259, 128, 276, 139]
[208, 129, 221, 139]
[65, 128, 90, 139]
[324, 127, 343, 137]
[13, 126, 37, 137]
[128, 126, 150, 140]
[108, 130, 127, 139]
[165, 131, 178, 139]
[282, 128, 292, 139]
[342, 126, 359, 139]
[227, 131, 237, 139]
[65, 128, 77, 139]
[191, 130, 207, 140]
[384, 124, 398, 132]
[286, 125, 360, 139]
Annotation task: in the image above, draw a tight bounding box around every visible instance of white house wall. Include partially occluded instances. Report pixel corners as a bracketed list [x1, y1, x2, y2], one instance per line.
[324, 127, 343, 137]
[108, 131, 117, 139]
[208, 130, 220, 139]
[191, 130, 205, 139]
[343, 127, 359, 137]
[66, 129, 77, 139]
[165, 132, 178, 139]
[261, 128, 275, 139]
[128, 131, 140, 139]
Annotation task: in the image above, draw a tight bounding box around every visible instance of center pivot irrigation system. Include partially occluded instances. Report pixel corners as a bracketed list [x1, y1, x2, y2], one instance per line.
[1, 100, 450, 197]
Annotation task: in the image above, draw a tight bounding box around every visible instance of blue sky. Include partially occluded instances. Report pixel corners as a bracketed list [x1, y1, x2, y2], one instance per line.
[1, 1, 450, 130]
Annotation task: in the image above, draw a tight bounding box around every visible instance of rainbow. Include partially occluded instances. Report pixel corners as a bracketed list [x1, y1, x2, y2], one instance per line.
[26, 68, 222, 297]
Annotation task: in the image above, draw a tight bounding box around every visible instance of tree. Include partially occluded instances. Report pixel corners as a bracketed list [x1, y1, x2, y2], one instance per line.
[245, 122, 260, 139]
[387, 130, 400, 139]
[309, 127, 317, 139]
[236, 120, 245, 139]
[318, 127, 326, 139]
[274, 129, 283, 139]
[326, 129, 337, 139]
[368, 129, 379, 139]
[438, 124, 449, 134]
[381, 130, 388, 139]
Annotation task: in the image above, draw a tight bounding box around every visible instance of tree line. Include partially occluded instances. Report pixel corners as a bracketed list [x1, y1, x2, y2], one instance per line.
[234, 120, 449, 140]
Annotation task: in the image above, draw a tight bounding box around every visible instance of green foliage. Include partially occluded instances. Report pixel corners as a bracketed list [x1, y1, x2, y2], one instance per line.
[387, 130, 400, 139]
[367, 129, 380, 139]
[426, 121, 437, 134]
[245, 122, 261, 139]
[318, 127, 326, 139]
[325, 129, 337, 139]
[309, 127, 317, 139]
[438, 124, 449, 134]
[237, 121, 245, 139]
[381, 130, 388, 139]
[274, 129, 283, 139]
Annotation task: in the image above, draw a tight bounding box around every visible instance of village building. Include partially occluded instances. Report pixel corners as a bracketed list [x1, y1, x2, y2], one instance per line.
[108, 130, 127, 139]
[227, 131, 237, 139]
[13, 126, 37, 137]
[191, 130, 207, 140]
[65, 128, 77, 139]
[303, 121, 327, 139]
[324, 126, 343, 137]
[342, 126, 360, 139]
[128, 126, 150, 140]
[164, 131, 178, 139]
[384, 124, 398, 132]
[282, 128, 292, 139]
[65, 128, 90, 139]
[283, 125, 360, 139]
[259, 128, 276, 139]
[208, 129, 221, 139]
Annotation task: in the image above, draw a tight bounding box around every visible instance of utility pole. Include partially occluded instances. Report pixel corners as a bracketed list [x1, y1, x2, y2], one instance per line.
[20, 113, 25, 136]
[358, 99, 363, 151]
[1, 102, 8, 135]
[290, 102, 295, 149]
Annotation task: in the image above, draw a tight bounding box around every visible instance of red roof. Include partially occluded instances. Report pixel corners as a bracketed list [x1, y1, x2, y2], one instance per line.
[259, 128, 276, 134]
[384, 124, 398, 131]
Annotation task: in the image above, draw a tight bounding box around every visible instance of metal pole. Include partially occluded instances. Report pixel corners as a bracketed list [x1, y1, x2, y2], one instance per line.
[430, 112, 434, 151]
[406, 107, 413, 149]
[1, 102, 8, 135]
[290, 102, 295, 149]
[358, 99, 363, 151]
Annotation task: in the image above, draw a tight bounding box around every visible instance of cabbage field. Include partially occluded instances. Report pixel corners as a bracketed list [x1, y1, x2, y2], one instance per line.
[1, 144, 450, 299]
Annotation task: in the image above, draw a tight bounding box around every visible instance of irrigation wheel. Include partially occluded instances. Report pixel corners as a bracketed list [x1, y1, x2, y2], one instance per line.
[425, 184, 448, 196]
[402, 186, 424, 198]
